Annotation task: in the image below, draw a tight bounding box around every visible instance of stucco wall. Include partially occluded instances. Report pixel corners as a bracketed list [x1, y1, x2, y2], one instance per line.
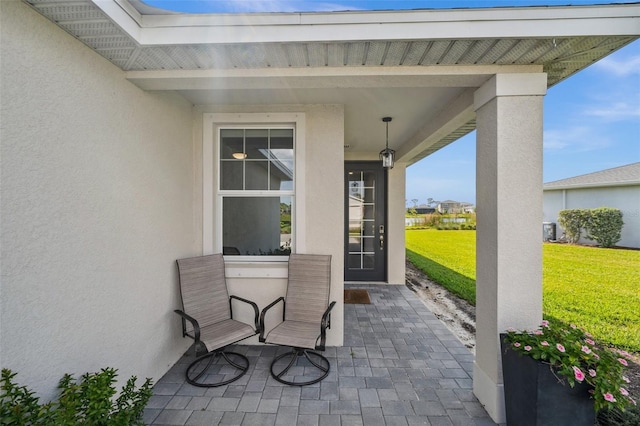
[544, 185, 640, 248]
[1, 1, 196, 399]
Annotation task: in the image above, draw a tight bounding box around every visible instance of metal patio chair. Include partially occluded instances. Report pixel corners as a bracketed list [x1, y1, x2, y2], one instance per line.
[259, 254, 336, 386]
[175, 254, 259, 387]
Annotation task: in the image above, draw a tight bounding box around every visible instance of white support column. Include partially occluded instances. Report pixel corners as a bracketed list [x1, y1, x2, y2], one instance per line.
[472, 73, 547, 423]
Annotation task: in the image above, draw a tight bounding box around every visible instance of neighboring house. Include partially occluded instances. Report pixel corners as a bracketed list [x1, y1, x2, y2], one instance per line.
[415, 205, 437, 215]
[544, 162, 640, 248]
[1, 1, 638, 422]
[437, 200, 474, 214]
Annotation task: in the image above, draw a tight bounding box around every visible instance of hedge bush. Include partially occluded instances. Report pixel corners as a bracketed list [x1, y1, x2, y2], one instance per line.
[585, 207, 624, 248]
[558, 207, 623, 248]
[557, 209, 589, 243]
[1, 368, 153, 425]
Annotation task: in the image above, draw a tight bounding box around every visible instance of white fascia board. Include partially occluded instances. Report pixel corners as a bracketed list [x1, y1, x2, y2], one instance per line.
[544, 182, 640, 191]
[96, 2, 640, 46]
[92, 0, 142, 40]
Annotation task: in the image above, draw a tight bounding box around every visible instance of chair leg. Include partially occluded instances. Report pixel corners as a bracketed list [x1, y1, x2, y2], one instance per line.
[270, 348, 330, 386]
[186, 350, 250, 387]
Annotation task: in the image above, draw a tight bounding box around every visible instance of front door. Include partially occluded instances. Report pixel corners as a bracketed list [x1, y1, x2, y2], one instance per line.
[344, 162, 387, 281]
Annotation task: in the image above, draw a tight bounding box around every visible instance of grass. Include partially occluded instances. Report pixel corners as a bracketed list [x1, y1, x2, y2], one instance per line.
[406, 230, 476, 304]
[406, 229, 640, 353]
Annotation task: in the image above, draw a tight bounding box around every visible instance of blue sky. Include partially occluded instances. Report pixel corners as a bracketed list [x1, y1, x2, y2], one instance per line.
[406, 39, 639, 205]
[143, 0, 640, 205]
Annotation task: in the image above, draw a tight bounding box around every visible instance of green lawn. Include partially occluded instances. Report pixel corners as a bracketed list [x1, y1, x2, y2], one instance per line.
[406, 229, 640, 353]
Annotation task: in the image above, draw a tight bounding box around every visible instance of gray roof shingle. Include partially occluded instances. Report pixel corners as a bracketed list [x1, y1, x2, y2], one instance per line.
[544, 162, 640, 190]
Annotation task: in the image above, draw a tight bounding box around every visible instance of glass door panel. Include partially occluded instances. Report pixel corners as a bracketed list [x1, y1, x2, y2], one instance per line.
[344, 163, 386, 281]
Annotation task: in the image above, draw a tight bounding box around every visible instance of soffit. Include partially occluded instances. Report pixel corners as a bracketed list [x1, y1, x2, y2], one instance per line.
[22, 0, 639, 163]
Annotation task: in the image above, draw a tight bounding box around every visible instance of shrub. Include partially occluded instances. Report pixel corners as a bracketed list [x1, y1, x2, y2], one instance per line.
[558, 208, 624, 248]
[1, 368, 153, 425]
[425, 214, 441, 228]
[558, 209, 589, 243]
[585, 207, 624, 248]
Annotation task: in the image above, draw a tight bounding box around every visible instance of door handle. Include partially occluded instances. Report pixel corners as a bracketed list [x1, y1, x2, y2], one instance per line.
[379, 234, 384, 250]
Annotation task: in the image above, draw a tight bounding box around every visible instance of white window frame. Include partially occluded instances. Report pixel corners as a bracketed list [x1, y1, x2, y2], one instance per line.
[203, 113, 306, 262]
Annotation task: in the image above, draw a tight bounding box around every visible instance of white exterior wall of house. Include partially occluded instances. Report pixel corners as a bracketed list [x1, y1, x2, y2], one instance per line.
[388, 163, 408, 285]
[0, 1, 196, 400]
[543, 185, 640, 248]
[473, 74, 546, 422]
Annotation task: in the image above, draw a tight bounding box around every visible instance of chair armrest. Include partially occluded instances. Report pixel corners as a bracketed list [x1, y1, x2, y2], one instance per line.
[229, 295, 260, 332]
[174, 309, 200, 342]
[317, 301, 337, 351]
[259, 297, 285, 343]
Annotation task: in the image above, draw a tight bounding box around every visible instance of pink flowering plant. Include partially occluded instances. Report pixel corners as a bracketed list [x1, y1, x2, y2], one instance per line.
[503, 319, 636, 412]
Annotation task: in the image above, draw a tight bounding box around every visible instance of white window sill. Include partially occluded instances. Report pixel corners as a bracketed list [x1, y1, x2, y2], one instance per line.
[224, 259, 288, 278]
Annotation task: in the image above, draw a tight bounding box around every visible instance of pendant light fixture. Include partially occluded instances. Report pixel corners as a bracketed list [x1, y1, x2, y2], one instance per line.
[379, 117, 395, 169]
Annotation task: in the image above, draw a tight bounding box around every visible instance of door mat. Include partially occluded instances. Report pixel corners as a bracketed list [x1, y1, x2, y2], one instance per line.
[344, 289, 371, 304]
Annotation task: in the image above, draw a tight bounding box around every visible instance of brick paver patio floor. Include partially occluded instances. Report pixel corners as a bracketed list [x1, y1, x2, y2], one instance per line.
[143, 284, 498, 425]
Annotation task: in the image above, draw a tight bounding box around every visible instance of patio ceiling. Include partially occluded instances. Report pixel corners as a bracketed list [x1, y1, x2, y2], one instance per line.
[23, 0, 639, 164]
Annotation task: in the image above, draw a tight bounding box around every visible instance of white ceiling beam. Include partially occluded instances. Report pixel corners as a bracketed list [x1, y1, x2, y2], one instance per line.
[126, 64, 542, 91]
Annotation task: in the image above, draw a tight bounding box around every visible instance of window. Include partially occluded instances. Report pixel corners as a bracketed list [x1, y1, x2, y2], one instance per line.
[218, 127, 294, 256]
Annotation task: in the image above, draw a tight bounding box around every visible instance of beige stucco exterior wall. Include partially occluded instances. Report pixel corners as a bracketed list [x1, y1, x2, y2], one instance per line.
[0, 1, 196, 400]
[473, 73, 546, 423]
[543, 185, 640, 248]
[387, 162, 407, 284]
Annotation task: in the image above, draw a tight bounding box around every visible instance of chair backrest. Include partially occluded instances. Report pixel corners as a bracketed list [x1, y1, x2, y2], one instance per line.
[284, 254, 332, 323]
[176, 254, 231, 332]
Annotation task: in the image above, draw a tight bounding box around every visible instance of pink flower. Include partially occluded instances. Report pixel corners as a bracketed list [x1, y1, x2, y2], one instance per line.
[573, 367, 585, 382]
[620, 388, 629, 397]
[620, 350, 631, 358]
[541, 341, 549, 347]
[556, 344, 566, 353]
[534, 330, 543, 336]
[588, 369, 597, 378]
[618, 358, 628, 366]
[593, 353, 600, 360]
[513, 342, 521, 348]
[581, 346, 592, 354]
[585, 338, 595, 345]
[623, 376, 630, 383]
[524, 346, 532, 351]
[541, 320, 550, 327]
[604, 393, 617, 403]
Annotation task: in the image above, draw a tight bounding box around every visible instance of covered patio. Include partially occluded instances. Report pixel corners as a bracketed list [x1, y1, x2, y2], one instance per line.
[2, 1, 639, 424]
[143, 284, 496, 426]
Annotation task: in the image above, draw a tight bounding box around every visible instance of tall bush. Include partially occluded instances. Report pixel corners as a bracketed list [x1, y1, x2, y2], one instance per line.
[557, 209, 588, 243]
[584, 207, 624, 248]
[557, 208, 624, 248]
[1, 368, 153, 425]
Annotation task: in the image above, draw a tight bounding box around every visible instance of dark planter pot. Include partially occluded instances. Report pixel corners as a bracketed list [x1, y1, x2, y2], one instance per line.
[500, 334, 595, 426]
